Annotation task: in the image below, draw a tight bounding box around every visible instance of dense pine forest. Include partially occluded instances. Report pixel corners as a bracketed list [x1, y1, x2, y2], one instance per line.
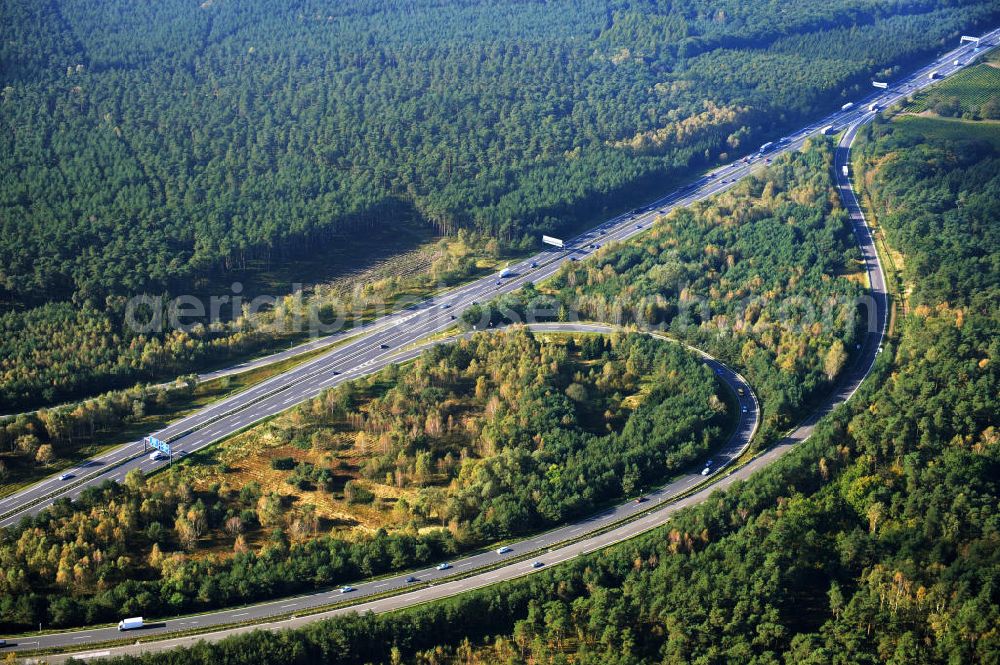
[90, 110, 999, 665]
[0, 330, 728, 630]
[2, 0, 998, 410]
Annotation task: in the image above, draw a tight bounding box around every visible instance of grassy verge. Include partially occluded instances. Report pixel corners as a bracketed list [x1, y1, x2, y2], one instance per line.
[850, 134, 904, 335]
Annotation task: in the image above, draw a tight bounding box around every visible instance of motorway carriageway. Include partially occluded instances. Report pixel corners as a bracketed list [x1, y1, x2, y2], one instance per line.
[2, 25, 997, 659]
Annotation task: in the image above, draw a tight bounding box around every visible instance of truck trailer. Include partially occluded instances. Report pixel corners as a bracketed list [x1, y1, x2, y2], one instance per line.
[841, 102, 855, 111]
[821, 125, 835, 135]
[841, 165, 849, 178]
[118, 617, 144, 631]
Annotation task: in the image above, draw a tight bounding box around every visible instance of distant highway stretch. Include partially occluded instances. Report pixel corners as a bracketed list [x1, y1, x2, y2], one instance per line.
[2, 28, 993, 528]
[0, 26, 995, 660]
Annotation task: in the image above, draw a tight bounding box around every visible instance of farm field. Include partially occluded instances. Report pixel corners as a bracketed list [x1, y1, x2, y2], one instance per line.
[893, 52, 1000, 145]
[901, 60, 1000, 116]
[892, 114, 1000, 149]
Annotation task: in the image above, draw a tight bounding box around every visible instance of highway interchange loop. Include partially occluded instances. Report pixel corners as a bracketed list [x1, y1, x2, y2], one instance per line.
[2, 27, 997, 660]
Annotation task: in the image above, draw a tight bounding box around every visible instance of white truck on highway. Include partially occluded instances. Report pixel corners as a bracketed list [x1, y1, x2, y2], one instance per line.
[841, 102, 855, 111]
[842, 165, 849, 177]
[928, 70, 941, 80]
[118, 617, 144, 631]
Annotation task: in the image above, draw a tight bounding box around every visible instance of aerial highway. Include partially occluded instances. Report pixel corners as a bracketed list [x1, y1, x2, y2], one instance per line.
[0, 28, 993, 529]
[0, 23, 1000, 526]
[0, 26, 995, 660]
[3, 321, 761, 657]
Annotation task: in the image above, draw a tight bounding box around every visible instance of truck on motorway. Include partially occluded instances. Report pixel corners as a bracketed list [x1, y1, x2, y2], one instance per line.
[499, 264, 514, 278]
[841, 102, 855, 111]
[149, 451, 166, 461]
[821, 125, 835, 135]
[928, 70, 941, 80]
[118, 617, 144, 631]
[842, 165, 849, 177]
[758, 141, 774, 153]
[868, 103, 880, 112]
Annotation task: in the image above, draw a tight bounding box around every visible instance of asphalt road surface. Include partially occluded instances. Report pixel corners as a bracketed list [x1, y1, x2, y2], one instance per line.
[2, 27, 996, 660]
